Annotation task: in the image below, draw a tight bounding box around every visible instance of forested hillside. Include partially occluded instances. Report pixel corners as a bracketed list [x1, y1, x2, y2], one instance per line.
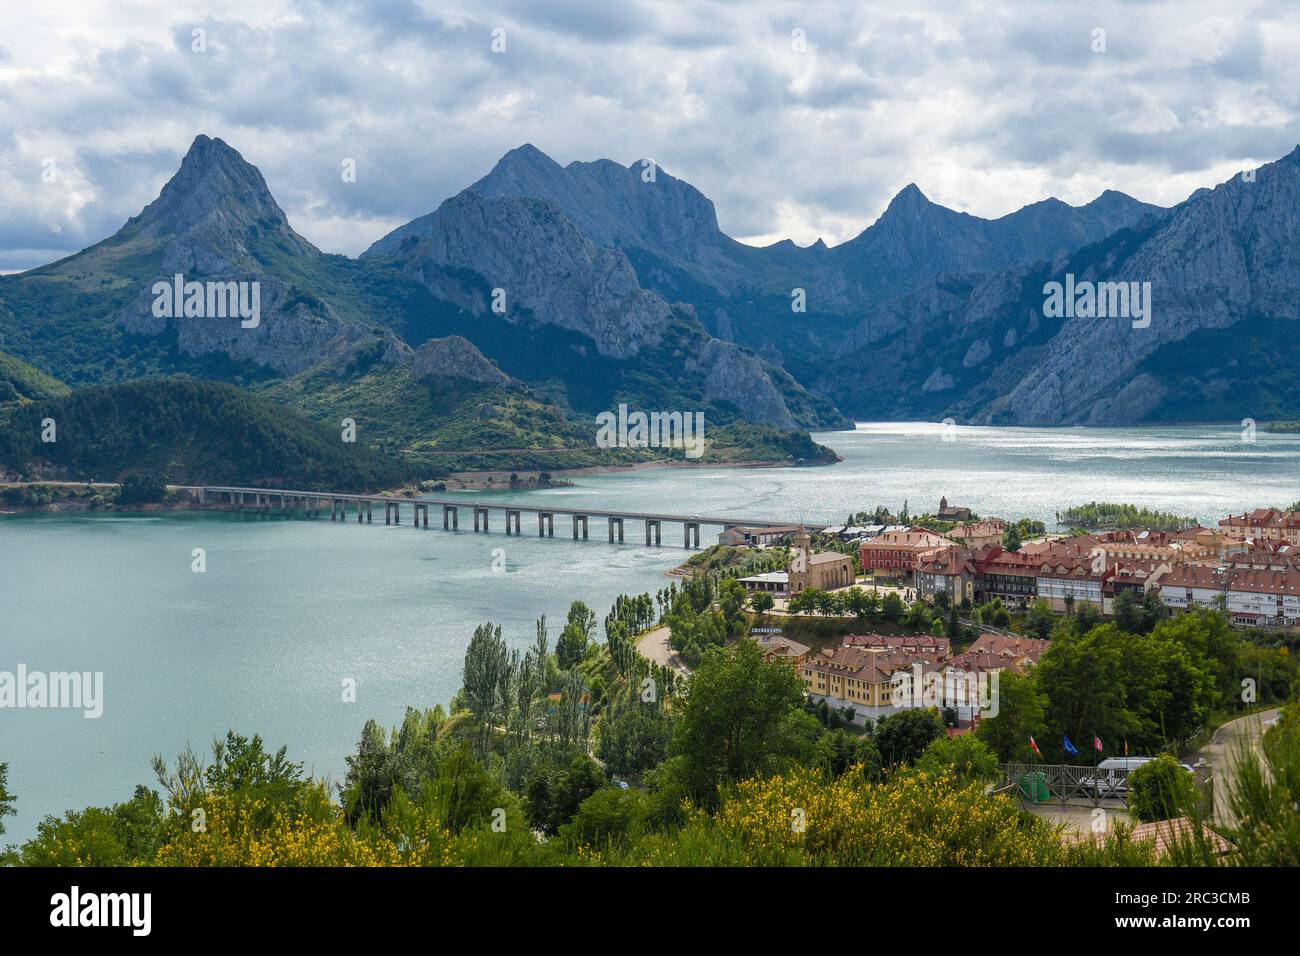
[0, 378, 409, 490]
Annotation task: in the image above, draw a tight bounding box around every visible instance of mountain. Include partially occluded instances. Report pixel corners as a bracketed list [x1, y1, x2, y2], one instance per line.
[0, 136, 847, 481]
[469, 141, 1300, 426]
[818, 148, 1300, 425]
[464, 144, 1162, 388]
[832, 184, 1162, 302]
[362, 179, 848, 431]
[12, 134, 1299, 438]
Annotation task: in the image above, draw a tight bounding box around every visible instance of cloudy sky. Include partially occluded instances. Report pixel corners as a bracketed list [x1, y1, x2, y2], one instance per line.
[2, 0, 1298, 272]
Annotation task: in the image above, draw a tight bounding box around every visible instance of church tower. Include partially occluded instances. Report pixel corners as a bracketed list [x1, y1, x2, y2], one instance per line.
[789, 529, 811, 592]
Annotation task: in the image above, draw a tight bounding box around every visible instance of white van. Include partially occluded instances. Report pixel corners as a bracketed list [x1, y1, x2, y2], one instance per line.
[1079, 757, 1154, 795]
[1080, 756, 1194, 795]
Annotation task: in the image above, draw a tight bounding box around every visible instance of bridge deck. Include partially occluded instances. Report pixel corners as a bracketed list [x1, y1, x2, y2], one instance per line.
[201, 485, 809, 529]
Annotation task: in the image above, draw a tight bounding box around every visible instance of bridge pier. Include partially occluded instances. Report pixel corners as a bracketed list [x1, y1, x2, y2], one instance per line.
[609, 516, 624, 543]
[572, 514, 588, 540]
[474, 507, 489, 532]
[645, 519, 661, 546]
[414, 502, 429, 527]
[538, 512, 553, 537]
[684, 521, 700, 548]
[443, 505, 458, 530]
[384, 501, 400, 525]
[505, 509, 521, 535]
[360, 500, 372, 523]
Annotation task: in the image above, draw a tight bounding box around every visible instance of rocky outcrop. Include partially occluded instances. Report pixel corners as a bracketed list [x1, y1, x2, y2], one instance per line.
[922, 367, 955, 392]
[685, 339, 796, 430]
[411, 336, 510, 384]
[365, 191, 673, 360]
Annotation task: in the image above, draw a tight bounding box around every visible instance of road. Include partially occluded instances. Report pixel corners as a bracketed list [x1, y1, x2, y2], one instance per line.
[1198, 707, 1281, 825]
[634, 625, 692, 679]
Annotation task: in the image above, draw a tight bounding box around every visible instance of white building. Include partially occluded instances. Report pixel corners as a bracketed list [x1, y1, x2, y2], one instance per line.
[1159, 565, 1300, 628]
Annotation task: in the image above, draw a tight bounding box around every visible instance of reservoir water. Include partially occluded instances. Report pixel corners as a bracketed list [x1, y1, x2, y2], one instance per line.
[3, 422, 1299, 842]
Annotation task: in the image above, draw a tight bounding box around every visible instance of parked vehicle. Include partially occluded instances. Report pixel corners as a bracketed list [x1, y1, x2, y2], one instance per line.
[1080, 756, 1193, 795]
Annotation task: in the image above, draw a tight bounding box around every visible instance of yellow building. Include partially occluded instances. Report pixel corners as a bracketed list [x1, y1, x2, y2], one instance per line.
[800, 647, 911, 708]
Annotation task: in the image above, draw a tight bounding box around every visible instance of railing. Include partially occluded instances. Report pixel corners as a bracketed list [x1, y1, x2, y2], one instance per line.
[999, 762, 1131, 807]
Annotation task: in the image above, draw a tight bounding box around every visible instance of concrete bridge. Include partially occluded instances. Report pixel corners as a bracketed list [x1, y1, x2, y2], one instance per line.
[199, 485, 808, 548]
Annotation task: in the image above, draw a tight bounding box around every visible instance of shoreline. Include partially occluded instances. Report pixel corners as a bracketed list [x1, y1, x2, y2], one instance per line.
[442, 456, 806, 490]
[0, 454, 814, 513]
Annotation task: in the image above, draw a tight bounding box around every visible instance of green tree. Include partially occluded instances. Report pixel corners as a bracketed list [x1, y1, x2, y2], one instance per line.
[11, 786, 164, 866]
[749, 590, 775, 614]
[462, 622, 510, 755]
[1128, 755, 1196, 823]
[1024, 599, 1055, 640]
[670, 638, 804, 800]
[916, 734, 999, 783]
[815, 729, 882, 782]
[427, 744, 513, 834]
[902, 599, 933, 633]
[557, 601, 597, 669]
[874, 709, 944, 767]
[0, 763, 14, 838]
[946, 604, 961, 640]
[596, 703, 673, 777]
[717, 579, 749, 636]
[1001, 525, 1022, 552]
[1034, 624, 1134, 758]
[976, 671, 1047, 761]
[1112, 589, 1144, 634]
[525, 753, 608, 834]
[557, 787, 649, 849]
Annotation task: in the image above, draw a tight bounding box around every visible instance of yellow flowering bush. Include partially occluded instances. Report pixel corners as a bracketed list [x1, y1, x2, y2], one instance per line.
[690, 765, 1068, 866]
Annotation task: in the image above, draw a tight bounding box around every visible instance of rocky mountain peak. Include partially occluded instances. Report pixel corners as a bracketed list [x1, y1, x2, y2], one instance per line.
[470, 144, 722, 255]
[879, 182, 935, 220]
[126, 134, 290, 239]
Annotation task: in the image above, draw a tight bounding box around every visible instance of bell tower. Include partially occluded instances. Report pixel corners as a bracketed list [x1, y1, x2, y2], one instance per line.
[789, 528, 811, 592]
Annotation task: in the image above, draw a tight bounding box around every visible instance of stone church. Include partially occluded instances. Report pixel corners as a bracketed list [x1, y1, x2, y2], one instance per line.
[787, 530, 856, 594]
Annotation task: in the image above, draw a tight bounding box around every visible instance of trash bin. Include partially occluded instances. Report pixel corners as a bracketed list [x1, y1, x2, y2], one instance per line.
[1018, 771, 1050, 803]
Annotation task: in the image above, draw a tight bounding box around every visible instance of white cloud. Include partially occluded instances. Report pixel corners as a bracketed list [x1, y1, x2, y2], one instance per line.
[1, 0, 1297, 270]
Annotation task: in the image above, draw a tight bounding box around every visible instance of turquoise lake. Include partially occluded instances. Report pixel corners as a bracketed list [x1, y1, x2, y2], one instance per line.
[3, 421, 1299, 842]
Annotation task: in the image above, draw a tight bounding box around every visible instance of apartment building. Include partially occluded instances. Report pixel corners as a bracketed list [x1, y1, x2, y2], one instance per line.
[1158, 564, 1300, 628]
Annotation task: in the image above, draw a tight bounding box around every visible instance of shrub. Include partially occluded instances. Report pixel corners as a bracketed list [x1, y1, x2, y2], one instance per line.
[1128, 755, 1196, 822]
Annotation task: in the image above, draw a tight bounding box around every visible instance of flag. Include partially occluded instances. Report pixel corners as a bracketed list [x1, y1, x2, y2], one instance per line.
[1093, 735, 1104, 753]
[1062, 735, 1078, 756]
[1029, 736, 1041, 757]
[1124, 739, 1129, 757]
